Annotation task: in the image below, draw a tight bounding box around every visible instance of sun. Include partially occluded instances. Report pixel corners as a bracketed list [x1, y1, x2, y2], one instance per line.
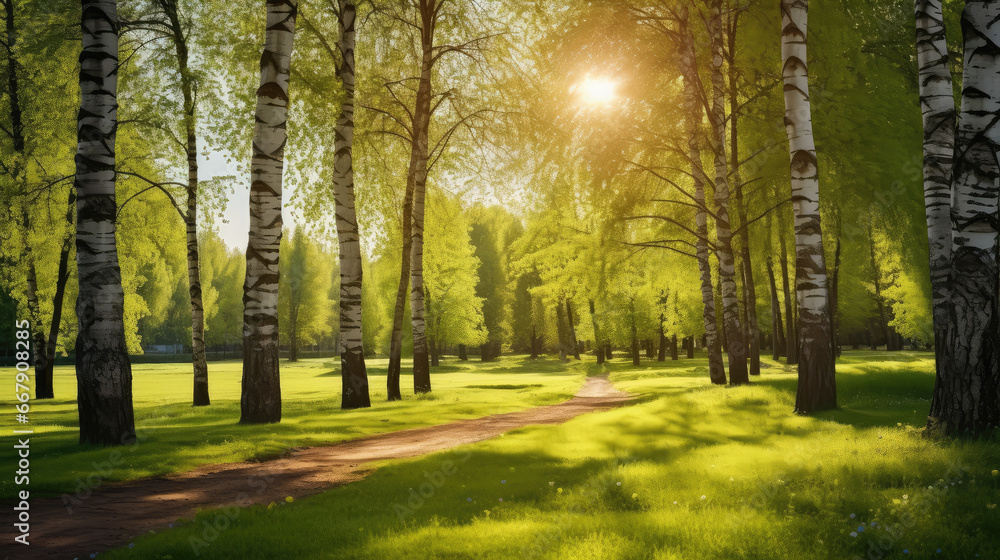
[575, 76, 619, 105]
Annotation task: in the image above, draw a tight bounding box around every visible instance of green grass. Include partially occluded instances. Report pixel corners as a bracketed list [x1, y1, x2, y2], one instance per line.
[0, 355, 583, 501]
[99, 350, 1000, 560]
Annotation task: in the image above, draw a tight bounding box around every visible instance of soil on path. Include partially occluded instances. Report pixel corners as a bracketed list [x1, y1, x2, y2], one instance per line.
[18, 376, 632, 559]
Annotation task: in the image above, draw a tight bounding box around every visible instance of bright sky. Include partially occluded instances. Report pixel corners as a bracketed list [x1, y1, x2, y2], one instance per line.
[201, 151, 301, 251]
[575, 76, 619, 105]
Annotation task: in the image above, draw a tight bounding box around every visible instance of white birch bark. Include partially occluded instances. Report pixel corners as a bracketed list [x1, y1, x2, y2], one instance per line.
[334, 0, 371, 409]
[780, 0, 836, 413]
[157, 0, 210, 406]
[679, 6, 726, 385]
[409, 5, 434, 394]
[708, 0, 748, 385]
[75, 0, 135, 445]
[929, 1, 1000, 435]
[241, 0, 297, 424]
[915, 0, 954, 331]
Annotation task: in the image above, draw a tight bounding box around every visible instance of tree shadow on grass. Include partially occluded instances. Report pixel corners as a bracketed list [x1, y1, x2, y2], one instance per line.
[752, 365, 935, 429]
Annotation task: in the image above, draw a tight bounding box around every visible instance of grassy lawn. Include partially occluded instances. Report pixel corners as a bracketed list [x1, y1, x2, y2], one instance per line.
[0, 355, 583, 501]
[100, 351, 1000, 560]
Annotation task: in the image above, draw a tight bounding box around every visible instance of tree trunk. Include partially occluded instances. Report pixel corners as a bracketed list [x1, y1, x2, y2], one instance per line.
[671, 334, 679, 360]
[728, 5, 761, 378]
[767, 257, 784, 361]
[386, 188, 411, 401]
[5, 7, 50, 395]
[605, 344, 612, 360]
[679, 7, 726, 385]
[915, 0, 954, 358]
[590, 299, 605, 364]
[333, 0, 370, 409]
[781, 0, 836, 413]
[658, 315, 667, 362]
[631, 313, 640, 367]
[740, 256, 761, 374]
[161, 0, 210, 406]
[868, 226, 892, 351]
[75, 0, 135, 445]
[556, 302, 568, 362]
[458, 344, 468, 360]
[156, 0, 210, 405]
[566, 299, 581, 360]
[409, 24, 434, 395]
[241, 0, 297, 425]
[38, 192, 75, 400]
[289, 307, 298, 362]
[686, 336, 694, 359]
[22, 215, 48, 392]
[928, 2, 1000, 436]
[185, 199, 210, 403]
[430, 338, 440, 366]
[779, 232, 797, 364]
[708, 0, 748, 385]
[830, 231, 842, 358]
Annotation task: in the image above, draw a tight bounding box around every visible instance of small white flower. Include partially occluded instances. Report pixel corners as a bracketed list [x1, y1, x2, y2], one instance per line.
[700, 495, 706, 500]
[850, 532, 858, 538]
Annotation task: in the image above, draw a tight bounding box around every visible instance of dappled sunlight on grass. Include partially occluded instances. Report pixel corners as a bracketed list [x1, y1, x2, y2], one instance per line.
[101, 350, 1000, 560]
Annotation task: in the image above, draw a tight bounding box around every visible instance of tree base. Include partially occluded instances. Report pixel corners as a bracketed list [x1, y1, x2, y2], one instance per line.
[708, 348, 726, 385]
[240, 343, 281, 424]
[387, 353, 403, 401]
[77, 340, 135, 446]
[192, 380, 210, 407]
[341, 351, 371, 409]
[36, 364, 54, 400]
[928, 247, 999, 436]
[413, 349, 431, 393]
[794, 334, 837, 414]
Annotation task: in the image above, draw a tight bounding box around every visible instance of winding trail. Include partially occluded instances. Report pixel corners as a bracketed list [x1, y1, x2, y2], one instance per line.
[21, 376, 632, 559]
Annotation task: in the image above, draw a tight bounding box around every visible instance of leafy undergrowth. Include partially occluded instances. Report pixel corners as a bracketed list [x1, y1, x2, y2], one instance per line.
[102, 350, 1000, 560]
[0, 355, 582, 501]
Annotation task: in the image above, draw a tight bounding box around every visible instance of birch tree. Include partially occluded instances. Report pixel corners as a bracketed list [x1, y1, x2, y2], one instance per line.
[707, 0, 747, 385]
[40, 191, 75, 399]
[404, 0, 434, 394]
[914, 0, 954, 374]
[678, 5, 726, 385]
[780, 0, 836, 413]
[154, 0, 211, 406]
[373, 0, 496, 396]
[75, 0, 136, 445]
[241, 0, 297, 424]
[726, 1, 761, 377]
[332, 0, 371, 409]
[925, 1, 1000, 436]
[622, 2, 727, 384]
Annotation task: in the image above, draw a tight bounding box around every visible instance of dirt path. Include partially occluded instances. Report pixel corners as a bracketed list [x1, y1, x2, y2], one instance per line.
[20, 376, 632, 559]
